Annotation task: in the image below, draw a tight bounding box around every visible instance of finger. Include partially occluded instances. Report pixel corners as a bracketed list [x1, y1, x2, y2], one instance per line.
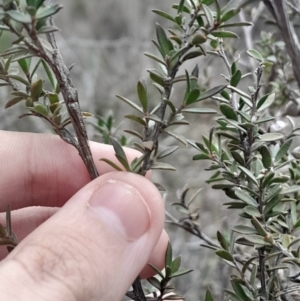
[0, 207, 169, 277]
[0, 131, 143, 210]
[0, 172, 165, 301]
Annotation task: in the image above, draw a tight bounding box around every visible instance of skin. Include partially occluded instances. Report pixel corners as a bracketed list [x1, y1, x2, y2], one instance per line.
[0, 131, 168, 301]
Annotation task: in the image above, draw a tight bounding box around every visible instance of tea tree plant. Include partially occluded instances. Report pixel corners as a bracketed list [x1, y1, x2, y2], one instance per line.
[1, 0, 300, 301]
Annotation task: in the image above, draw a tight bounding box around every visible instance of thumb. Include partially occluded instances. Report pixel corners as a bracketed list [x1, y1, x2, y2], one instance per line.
[0, 172, 164, 301]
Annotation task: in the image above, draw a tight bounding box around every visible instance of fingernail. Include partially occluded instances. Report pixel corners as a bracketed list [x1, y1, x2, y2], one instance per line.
[88, 179, 151, 241]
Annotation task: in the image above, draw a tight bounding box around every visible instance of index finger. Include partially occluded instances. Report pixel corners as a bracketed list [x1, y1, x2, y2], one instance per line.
[0, 131, 143, 211]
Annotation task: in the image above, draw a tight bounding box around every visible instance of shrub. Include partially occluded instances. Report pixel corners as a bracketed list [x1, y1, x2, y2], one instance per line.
[1, 0, 300, 300]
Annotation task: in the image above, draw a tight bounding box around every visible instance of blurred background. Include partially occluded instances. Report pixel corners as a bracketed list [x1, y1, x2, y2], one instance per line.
[0, 0, 280, 299]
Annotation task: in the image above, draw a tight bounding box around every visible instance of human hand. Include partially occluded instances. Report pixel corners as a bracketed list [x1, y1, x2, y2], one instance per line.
[0, 131, 167, 301]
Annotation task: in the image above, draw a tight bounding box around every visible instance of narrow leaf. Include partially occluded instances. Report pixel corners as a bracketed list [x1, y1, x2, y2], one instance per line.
[137, 81, 148, 113]
[100, 158, 123, 171]
[275, 138, 292, 162]
[257, 93, 275, 112]
[152, 9, 175, 22]
[205, 288, 214, 301]
[230, 69, 242, 87]
[260, 133, 284, 142]
[220, 103, 238, 120]
[157, 146, 179, 159]
[156, 23, 173, 58]
[216, 249, 234, 262]
[238, 166, 258, 185]
[182, 108, 217, 114]
[116, 95, 143, 113]
[163, 130, 188, 146]
[110, 137, 130, 171]
[165, 241, 173, 268]
[197, 85, 227, 101]
[280, 186, 300, 195]
[211, 30, 239, 38]
[234, 189, 257, 207]
[247, 49, 263, 62]
[185, 88, 200, 105]
[151, 162, 176, 170]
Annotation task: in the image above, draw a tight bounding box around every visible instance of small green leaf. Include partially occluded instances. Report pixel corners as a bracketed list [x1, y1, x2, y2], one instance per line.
[275, 138, 292, 162]
[151, 162, 176, 171]
[145, 114, 163, 124]
[182, 108, 217, 114]
[156, 23, 173, 58]
[280, 186, 300, 195]
[147, 276, 161, 289]
[117, 95, 143, 113]
[220, 103, 238, 120]
[144, 52, 166, 65]
[202, 4, 214, 27]
[100, 158, 123, 171]
[123, 129, 143, 140]
[177, 0, 186, 13]
[228, 85, 252, 101]
[157, 146, 179, 159]
[137, 81, 148, 113]
[257, 93, 275, 112]
[251, 216, 268, 236]
[193, 153, 211, 160]
[171, 256, 181, 274]
[238, 166, 258, 186]
[244, 206, 261, 218]
[165, 241, 172, 268]
[265, 184, 282, 203]
[243, 234, 272, 246]
[233, 225, 256, 234]
[41, 60, 56, 89]
[170, 268, 193, 278]
[220, 9, 240, 23]
[147, 69, 165, 87]
[225, 290, 243, 301]
[182, 50, 205, 61]
[205, 288, 214, 301]
[30, 79, 43, 101]
[197, 85, 227, 101]
[5, 96, 24, 109]
[185, 88, 200, 105]
[247, 49, 264, 62]
[37, 25, 60, 34]
[163, 130, 188, 146]
[260, 133, 284, 142]
[231, 151, 244, 165]
[6, 10, 31, 23]
[216, 249, 234, 262]
[36, 4, 63, 20]
[110, 137, 130, 171]
[231, 279, 252, 301]
[152, 9, 175, 22]
[230, 69, 242, 87]
[172, 3, 190, 13]
[33, 103, 49, 117]
[148, 263, 164, 278]
[211, 30, 239, 38]
[219, 22, 253, 28]
[259, 145, 272, 169]
[234, 189, 257, 207]
[217, 231, 229, 251]
[18, 58, 30, 74]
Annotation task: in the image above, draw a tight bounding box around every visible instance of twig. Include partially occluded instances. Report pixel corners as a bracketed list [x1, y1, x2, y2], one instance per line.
[165, 211, 219, 248]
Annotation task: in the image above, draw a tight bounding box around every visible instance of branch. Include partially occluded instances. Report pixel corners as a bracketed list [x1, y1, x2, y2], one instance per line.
[263, 0, 300, 90]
